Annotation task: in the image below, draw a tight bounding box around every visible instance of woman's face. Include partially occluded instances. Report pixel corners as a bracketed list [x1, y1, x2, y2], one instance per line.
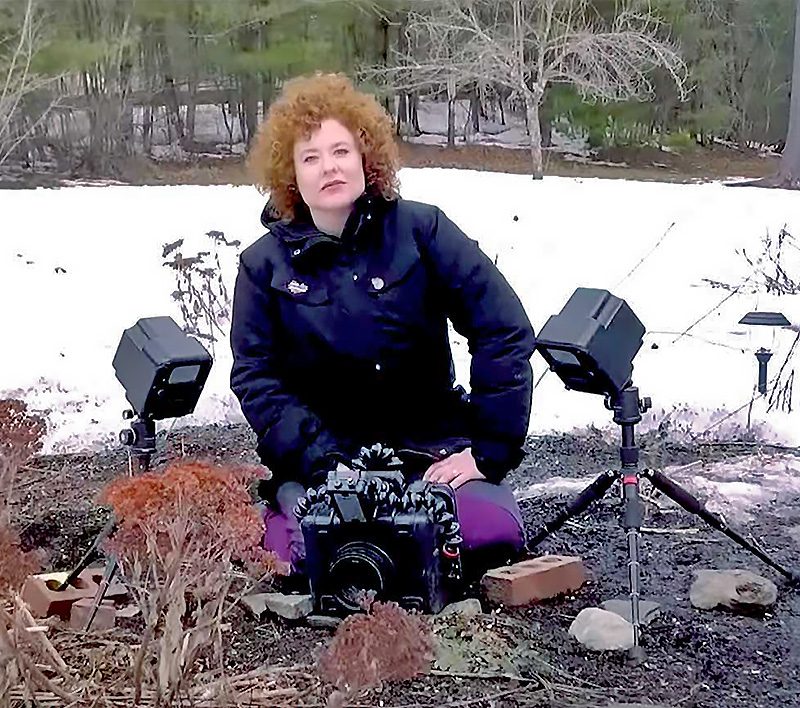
[292, 118, 366, 217]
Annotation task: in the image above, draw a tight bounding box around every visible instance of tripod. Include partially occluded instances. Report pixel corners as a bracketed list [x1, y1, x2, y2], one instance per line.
[526, 385, 799, 663]
[57, 411, 156, 629]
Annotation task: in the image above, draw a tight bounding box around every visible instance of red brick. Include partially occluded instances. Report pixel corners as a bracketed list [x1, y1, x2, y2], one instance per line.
[21, 572, 97, 619]
[69, 598, 116, 632]
[481, 555, 586, 607]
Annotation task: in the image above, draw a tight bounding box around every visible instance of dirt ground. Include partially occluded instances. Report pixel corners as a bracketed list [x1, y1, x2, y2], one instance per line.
[0, 139, 782, 189]
[11, 425, 800, 708]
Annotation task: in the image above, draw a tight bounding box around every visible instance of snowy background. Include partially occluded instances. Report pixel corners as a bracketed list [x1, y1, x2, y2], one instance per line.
[3, 169, 800, 455]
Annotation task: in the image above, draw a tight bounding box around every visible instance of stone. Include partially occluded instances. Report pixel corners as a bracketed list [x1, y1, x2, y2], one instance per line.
[69, 598, 116, 632]
[307, 614, 343, 629]
[600, 598, 662, 626]
[689, 569, 777, 611]
[241, 593, 269, 618]
[247, 592, 313, 620]
[568, 607, 635, 651]
[482, 555, 586, 607]
[786, 525, 800, 546]
[439, 598, 483, 617]
[116, 604, 141, 619]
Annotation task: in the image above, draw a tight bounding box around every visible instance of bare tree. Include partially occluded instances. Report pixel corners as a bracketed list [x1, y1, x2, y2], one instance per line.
[369, 0, 687, 178]
[0, 0, 60, 169]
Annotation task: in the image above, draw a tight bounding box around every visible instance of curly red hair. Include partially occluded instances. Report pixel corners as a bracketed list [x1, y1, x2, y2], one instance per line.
[247, 73, 400, 220]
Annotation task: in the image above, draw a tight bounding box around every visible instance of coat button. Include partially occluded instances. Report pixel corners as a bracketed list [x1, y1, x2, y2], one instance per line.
[293, 249, 301, 256]
[353, 274, 358, 281]
[375, 363, 381, 371]
[371, 276, 384, 290]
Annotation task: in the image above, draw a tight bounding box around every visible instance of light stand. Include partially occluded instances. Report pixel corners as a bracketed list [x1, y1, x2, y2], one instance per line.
[531, 289, 798, 663]
[57, 316, 212, 629]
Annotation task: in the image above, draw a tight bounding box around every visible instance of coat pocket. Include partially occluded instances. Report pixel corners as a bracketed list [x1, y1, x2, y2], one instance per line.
[365, 239, 421, 296]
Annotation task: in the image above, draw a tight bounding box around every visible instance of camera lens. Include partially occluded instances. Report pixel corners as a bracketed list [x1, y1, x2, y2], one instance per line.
[329, 542, 395, 612]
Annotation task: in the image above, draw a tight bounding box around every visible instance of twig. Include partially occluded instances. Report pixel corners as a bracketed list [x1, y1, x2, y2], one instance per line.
[429, 668, 541, 683]
[640, 526, 700, 535]
[14, 595, 70, 676]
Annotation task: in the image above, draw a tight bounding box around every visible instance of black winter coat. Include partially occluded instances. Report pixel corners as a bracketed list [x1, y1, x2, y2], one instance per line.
[230, 194, 535, 491]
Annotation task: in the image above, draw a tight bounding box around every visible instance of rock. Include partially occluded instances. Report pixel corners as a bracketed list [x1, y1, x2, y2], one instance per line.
[568, 608, 635, 651]
[786, 525, 800, 546]
[689, 569, 777, 611]
[307, 614, 343, 629]
[262, 593, 314, 620]
[439, 598, 483, 617]
[116, 604, 141, 619]
[241, 592, 313, 620]
[600, 598, 662, 626]
[241, 593, 268, 618]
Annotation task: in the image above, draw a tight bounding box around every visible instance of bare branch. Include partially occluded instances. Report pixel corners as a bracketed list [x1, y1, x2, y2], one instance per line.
[0, 0, 63, 168]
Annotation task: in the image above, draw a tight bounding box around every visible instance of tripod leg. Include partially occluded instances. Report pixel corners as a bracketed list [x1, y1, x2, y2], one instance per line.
[621, 472, 646, 662]
[526, 470, 617, 551]
[642, 469, 798, 584]
[83, 557, 119, 631]
[56, 516, 116, 592]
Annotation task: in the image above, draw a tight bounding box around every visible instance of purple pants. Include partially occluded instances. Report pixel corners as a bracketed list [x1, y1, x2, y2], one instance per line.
[262, 479, 525, 575]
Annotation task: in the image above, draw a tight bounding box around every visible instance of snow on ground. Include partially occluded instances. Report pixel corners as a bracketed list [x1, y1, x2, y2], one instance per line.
[3, 169, 800, 458]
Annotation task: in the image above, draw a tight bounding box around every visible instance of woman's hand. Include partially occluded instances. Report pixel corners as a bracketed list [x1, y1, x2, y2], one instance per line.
[423, 447, 486, 489]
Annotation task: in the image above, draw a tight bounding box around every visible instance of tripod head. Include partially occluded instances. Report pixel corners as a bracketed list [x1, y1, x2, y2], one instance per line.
[119, 410, 156, 472]
[604, 387, 651, 426]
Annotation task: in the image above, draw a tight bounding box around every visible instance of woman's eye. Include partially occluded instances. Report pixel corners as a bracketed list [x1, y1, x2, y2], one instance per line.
[304, 155, 317, 163]
[335, 148, 348, 156]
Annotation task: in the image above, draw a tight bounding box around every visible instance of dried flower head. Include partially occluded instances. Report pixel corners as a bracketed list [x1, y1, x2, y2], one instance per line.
[0, 399, 46, 462]
[318, 601, 434, 692]
[0, 523, 39, 597]
[100, 460, 274, 571]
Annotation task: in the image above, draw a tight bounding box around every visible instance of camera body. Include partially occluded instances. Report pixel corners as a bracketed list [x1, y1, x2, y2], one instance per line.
[294, 446, 463, 615]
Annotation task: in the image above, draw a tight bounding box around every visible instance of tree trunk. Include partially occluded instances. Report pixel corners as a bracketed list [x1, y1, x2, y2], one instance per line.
[164, 76, 185, 143]
[185, 77, 197, 145]
[779, 0, 800, 188]
[470, 85, 480, 134]
[241, 76, 259, 146]
[396, 91, 408, 135]
[540, 90, 553, 148]
[524, 91, 544, 179]
[447, 77, 456, 147]
[143, 104, 153, 154]
[410, 92, 420, 134]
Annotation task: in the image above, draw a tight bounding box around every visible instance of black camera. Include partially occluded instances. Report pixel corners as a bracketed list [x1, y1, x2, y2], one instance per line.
[294, 444, 464, 615]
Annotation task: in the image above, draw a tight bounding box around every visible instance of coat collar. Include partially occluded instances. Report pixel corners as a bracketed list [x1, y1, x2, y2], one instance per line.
[265, 193, 391, 263]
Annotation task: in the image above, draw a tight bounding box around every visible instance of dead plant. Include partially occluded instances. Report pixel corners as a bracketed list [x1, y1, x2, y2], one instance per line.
[100, 460, 278, 707]
[0, 399, 65, 707]
[0, 398, 45, 523]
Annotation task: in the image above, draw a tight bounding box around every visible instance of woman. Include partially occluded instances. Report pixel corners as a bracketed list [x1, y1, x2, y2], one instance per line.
[231, 73, 535, 580]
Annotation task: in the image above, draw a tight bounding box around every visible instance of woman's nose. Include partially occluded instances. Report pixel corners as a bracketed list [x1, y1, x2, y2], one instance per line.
[321, 153, 338, 173]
